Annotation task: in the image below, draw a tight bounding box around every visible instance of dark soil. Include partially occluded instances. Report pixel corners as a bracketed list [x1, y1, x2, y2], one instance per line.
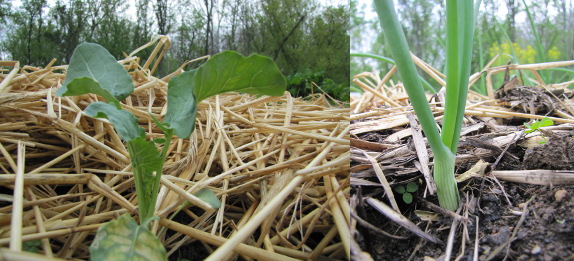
[352, 126, 574, 261]
[354, 183, 574, 261]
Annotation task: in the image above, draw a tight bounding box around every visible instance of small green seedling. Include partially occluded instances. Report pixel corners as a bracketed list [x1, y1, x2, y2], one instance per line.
[524, 117, 554, 144]
[23, 240, 41, 253]
[57, 42, 286, 261]
[394, 182, 419, 204]
[524, 117, 554, 134]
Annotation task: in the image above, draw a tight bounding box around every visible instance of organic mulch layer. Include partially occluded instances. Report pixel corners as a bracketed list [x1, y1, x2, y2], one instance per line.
[351, 57, 574, 261]
[0, 37, 350, 260]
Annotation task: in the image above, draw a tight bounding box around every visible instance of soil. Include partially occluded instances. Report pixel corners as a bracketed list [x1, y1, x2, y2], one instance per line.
[352, 125, 574, 261]
[354, 183, 574, 261]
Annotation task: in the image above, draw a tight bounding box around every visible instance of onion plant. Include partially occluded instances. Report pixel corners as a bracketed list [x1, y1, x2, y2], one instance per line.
[373, 0, 479, 211]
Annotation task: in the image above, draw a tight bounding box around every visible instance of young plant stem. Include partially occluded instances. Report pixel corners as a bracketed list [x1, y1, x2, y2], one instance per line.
[374, 0, 480, 211]
[441, 0, 474, 154]
[373, 0, 444, 152]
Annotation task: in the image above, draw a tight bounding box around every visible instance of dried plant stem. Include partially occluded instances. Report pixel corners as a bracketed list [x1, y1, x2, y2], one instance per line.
[9, 142, 25, 251]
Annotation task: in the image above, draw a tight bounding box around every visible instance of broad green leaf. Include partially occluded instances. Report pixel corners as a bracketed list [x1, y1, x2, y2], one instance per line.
[193, 51, 286, 102]
[127, 137, 164, 221]
[193, 188, 221, 209]
[85, 102, 145, 142]
[403, 193, 413, 204]
[406, 182, 419, 193]
[163, 70, 198, 139]
[57, 42, 134, 102]
[90, 213, 166, 261]
[59, 77, 121, 108]
[394, 186, 406, 194]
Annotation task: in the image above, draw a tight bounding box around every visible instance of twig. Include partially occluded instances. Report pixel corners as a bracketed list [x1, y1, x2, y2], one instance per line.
[366, 197, 443, 245]
[407, 113, 436, 195]
[444, 206, 463, 261]
[363, 151, 400, 211]
[473, 216, 479, 261]
[350, 211, 408, 240]
[418, 198, 467, 223]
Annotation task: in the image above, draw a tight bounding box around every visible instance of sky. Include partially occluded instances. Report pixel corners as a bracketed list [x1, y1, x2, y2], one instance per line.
[352, 0, 568, 53]
[12, 0, 349, 10]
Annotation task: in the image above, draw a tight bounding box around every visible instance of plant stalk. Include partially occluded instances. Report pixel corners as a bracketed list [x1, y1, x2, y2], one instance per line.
[374, 0, 472, 211]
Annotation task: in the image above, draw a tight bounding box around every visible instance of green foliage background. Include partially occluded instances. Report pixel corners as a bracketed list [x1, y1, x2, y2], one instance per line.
[351, 0, 574, 94]
[0, 0, 349, 101]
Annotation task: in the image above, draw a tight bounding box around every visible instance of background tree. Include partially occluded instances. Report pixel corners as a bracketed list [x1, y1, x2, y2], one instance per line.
[1, 0, 350, 101]
[133, 0, 154, 52]
[51, 0, 87, 63]
[155, 0, 173, 35]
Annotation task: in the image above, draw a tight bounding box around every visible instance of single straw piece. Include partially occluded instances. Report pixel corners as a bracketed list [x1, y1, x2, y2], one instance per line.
[10, 141, 25, 251]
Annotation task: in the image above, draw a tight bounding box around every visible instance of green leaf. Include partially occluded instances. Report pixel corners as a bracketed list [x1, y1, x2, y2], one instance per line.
[193, 188, 221, 209]
[23, 240, 41, 253]
[524, 117, 554, 134]
[59, 77, 121, 108]
[540, 117, 554, 127]
[164, 51, 286, 139]
[403, 193, 413, 204]
[153, 138, 166, 144]
[149, 113, 173, 159]
[394, 185, 406, 194]
[90, 213, 166, 261]
[193, 51, 286, 102]
[531, 121, 542, 130]
[85, 102, 145, 142]
[163, 70, 198, 139]
[57, 42, 134, 102]
[127, 137, 164, 222]
[406, 182, 419, 193]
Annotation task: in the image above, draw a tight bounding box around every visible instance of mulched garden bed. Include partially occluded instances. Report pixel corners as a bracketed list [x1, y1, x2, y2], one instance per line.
[351, 58, 574, 261]
[0, 37, 350, 260]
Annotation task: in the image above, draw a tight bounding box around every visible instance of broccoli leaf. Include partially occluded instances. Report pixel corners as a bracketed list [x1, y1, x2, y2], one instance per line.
[163, 70, 198, 139]
[85, 101, 145, 141]
[127, 137, 164, 222]
[193, 51, 286, 102]
[57, 42, 134, 103]
[165, 51, 286, 139]
[194, 188, 221, 209]
[90, 213, 166, 261]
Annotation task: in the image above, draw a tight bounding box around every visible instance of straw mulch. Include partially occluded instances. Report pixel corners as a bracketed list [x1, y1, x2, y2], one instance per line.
[351, 54, 574, 259]
[0, 36, 350, 260]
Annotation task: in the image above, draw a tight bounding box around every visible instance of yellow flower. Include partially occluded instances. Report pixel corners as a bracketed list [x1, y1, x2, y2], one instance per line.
[490, 42, 562, 64]
[547, 46, 561, 61]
